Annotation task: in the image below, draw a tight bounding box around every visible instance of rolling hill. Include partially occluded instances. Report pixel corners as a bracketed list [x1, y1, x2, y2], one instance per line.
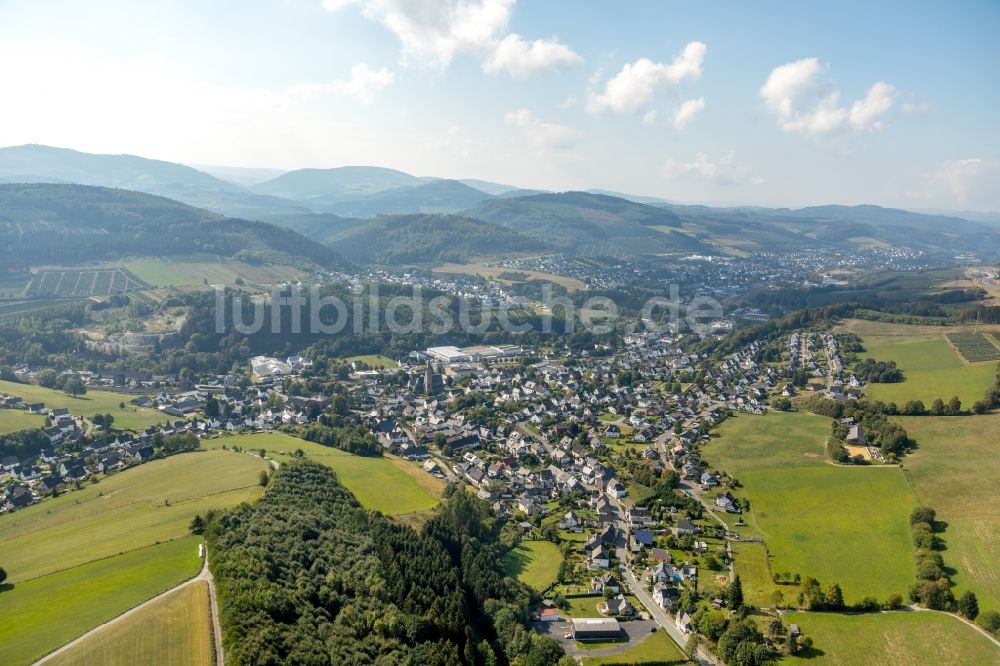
[319, 179, 494, 217]
[461, 191, 710, 256]
[323, 213, 547, 265]
[252, 165, 424, 203]
[0, 183, 342, 269]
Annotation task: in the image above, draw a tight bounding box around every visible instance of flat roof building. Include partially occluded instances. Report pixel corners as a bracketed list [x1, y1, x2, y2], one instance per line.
[571, 618, 622, 641]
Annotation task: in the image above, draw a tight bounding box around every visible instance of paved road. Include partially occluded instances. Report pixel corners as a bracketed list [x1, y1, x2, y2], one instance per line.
[34, 547, 223, 665]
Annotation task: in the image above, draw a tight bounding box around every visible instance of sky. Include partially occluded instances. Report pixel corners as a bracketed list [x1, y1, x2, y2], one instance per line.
[1, 0, 998, 210]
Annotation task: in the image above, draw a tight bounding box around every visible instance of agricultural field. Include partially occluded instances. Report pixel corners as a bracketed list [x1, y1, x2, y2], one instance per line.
[26, 268, 149, 297]
[706, 412, 916, 602]
[125, 257, 306, 288]
[0, 449, 266, 583]
[947, 331, 1000, 363]
[210, 432, 445, 516]
[501, 540, 562, 592]
[581, 630, 687, 665]
[0, 536, 202, 666]
[899, 414, 1000, 612]
[45, 581, 212, 666]
[344, 354, 398, 369]
[0, 379, 166, 430]
[433, 261, 587, 291]
[0, 297, 80, 321]
[783, 610, 1000, 665]
[0, 408, 45, 434]
[859, 331, 997, 406]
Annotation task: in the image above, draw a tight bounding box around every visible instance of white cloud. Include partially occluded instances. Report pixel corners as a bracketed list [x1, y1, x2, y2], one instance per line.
[759, 57, 897, 135]
[482, 33, 581, 78]
[290, 63, 395, 104]
[505, 108, 579, 151]
[557, 95, 578, 109]
[586, 41, 706, 114]
[901, 100, 933, 115]
[663, 150, 759, 186]
[672, 97, 705, 131]
[325, 0, 577, 76]
[925, 158, 997, 204]
[642, 110, 657, 126]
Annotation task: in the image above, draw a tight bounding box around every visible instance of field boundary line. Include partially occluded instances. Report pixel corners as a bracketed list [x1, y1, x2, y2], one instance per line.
[8, 537, 196, 585]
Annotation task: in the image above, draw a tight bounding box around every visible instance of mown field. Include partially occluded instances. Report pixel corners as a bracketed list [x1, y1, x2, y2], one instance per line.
[0, 408, 45, 434]
[0, 379, 167, 430]
[581, 629, 688, 665]
[125, 257, 305, 288]
[210, 432, 445, 516]
[45, 580, 212, 666]
[0, 536, 202, 666]
[856, 329, 997, 406]
[783, 610, 1000, 665]
[899, 414, 1000, 613]
[706, 412, 915, 602]
[344, 354, 398, 369]
[0, 450, 266, 583]
[501, 540, 562, 592]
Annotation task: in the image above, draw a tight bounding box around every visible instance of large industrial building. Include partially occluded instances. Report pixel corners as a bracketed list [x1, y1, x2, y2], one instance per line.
[570, 618, 622, 642]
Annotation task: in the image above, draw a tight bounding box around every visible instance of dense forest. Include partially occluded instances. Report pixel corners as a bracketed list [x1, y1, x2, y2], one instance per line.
[206, 461, 572, 666]
[324, 213, 546, 265]
[0, 184, 342, 268]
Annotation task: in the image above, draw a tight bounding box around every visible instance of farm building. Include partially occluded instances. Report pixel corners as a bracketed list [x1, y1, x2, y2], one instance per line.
[571, 618, 621, 641]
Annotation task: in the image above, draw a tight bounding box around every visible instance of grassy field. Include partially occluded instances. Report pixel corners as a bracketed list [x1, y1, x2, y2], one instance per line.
[730, 540, 798, 609]
[344, 354, 398, 369]
[855, 331, 996, 406]
[433, 261, 587, 291]
[0, 537, 202, 666]
[125, 258, 305, 288]
[0, 450, 266, 583]
[783, 610, 1000, 665]
[706, 412, 916, 602]
[899, 414, 1000, 613]
[0, 408, 45, 434]
[581, 629, 688, 665]
[45, 581, 212, 666]
[210, 432, 445, 515]
[502, 540, 563, 592]
[0, 379, 167, 430]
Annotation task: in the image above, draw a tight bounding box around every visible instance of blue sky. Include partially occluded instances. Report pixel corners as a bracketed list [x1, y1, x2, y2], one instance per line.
[1, 0, 997, 210]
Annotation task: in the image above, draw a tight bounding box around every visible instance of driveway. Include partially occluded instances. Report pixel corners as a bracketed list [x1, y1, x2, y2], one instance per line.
[532, 617, 661, 658]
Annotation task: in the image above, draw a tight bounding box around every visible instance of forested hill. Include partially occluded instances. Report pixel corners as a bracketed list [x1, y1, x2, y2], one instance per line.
[0, 183, 343, 268]
[324, 213, 548, 265]
[206, 460, 570, 665]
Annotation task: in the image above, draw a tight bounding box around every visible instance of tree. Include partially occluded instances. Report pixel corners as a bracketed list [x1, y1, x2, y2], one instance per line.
[770, 589, 785, 609]
[885, 592, 904, 609]
[64, 376, 86, 397]
[948, 396, 962, 415]
[978, 610, 1000, 635]
[826, 583, 844, 609]
[729, 575, 745, 610]
[768, 616, 785, 637]
[911, 506, 936, 526]
[258, 470, 270, 487]
[930, 398, 946, 416]
[972, 400, 989, 415]
[204, 396, 220, 419]
[189, 515, 205, 535]
[957, 591, 979, 620]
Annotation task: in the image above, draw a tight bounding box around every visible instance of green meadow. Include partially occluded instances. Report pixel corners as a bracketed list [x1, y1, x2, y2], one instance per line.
[706, 411, 915, 602]
[0, 537, 202, 666]
[783, 610, 1000, 665]
[501, 540, 562, 592]
[899, 413, 1000, 613]
[0, 449, 265, 583]
[0, 408, 45, 434]
[211, 432, 445, 516]
[0, 379, 167, 430]
[859, 333, 996, 406]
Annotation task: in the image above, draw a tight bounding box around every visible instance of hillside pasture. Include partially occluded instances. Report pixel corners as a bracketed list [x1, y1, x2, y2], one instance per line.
[44, 580, 212, 666]
[860, 332, 996, 406]
[125, 257, 305, 287]
[0, 408, 45, 434]
[210, 432, 444, 516]
[0, 537, 202, 666]
[783, 610, 1000, 665]
[706, 411, 915, 602]
[899, 413, 1000, 612]
[501, 540, 562, 592]
[0, 449, 266, 583]
[433, 261, 586, 291]
[0, 379, 166, 430]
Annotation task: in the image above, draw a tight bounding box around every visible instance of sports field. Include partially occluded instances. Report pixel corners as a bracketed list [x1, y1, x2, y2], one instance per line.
[0, 537, 202, 666]
[0, 408, 45, 434]
[0, 379, 166, 430]
[501, 540, 562, 591]
[858, 331, 996, 406]
[212, 432, 445, 515]
[783, 610, 1000, 665]
[706, 412, 915, 602]
[0, 450, 266, 583]
[45, 581, 212, 666]
[125, 258, 305, 287]
[899, 413, 1000, 613]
